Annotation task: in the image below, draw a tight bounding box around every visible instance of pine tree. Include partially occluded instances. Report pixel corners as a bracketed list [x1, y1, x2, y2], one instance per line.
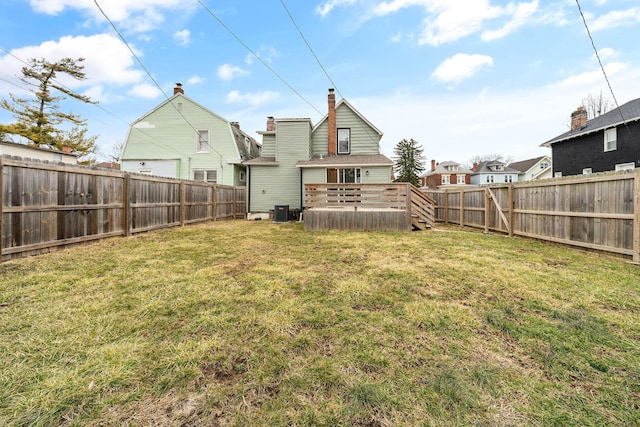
[393, 138, 425, 186]
[0, 57, 98, 159]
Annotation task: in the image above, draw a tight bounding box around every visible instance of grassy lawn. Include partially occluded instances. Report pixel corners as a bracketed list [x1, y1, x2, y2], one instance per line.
[1, 221, 639, 426]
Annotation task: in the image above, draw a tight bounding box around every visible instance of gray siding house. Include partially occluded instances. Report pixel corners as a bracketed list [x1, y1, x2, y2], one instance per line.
[245, 89, 394, 218]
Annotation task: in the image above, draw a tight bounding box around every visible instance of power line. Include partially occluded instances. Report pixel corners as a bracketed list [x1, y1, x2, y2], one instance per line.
[574, 0, 629, 131]
[92, 0, 227, 162]
[195, 0, 324, 117]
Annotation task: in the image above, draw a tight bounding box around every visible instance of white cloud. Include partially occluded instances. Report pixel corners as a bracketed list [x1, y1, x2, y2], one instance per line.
[431, 53, 493, 84]
[590, 7, 640, 31]
[245, 45, 281, 65]
[316, 0, 358, 17]
[225, 90, 279, 106]
[0, 34, 144, 97]
[554, 62, 627, 88]
[217, 64, 249, 81]
[173, 29, 190, 47]
[127, 83, 162, 99]
[371, 0, 540, 45]
[27, 0, 197, 33]
[186, 75, 205, 85]
[596, 47, 618, 61]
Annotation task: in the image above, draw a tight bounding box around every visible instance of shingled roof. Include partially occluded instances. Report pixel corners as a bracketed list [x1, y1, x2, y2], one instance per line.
[541, 97, 640, 147]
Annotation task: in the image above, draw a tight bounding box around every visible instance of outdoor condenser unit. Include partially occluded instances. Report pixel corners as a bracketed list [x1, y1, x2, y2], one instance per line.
[274, 205, 289, 223]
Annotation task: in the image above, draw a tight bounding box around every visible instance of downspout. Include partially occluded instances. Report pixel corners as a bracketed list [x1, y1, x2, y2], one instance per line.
[247, 165, 251, 216]
[299, 167, 303, 211]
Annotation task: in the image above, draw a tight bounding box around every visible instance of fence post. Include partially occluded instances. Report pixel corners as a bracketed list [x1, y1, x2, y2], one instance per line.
[122, 173, 130, 237]
[459, 190, 465, 228]
[633, 171, 640, 263]
[0, 158, 3, 258]
[484, 187, 490, 233]
[405, 183, 412, 231]
[508, 184, 514, 238]
[212, 185, 218, 221]
[444, 189, 449, 224]
[180, 182, 186, 227]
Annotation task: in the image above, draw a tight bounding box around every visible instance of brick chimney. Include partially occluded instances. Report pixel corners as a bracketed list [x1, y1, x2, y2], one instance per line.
[472, 162, 478, 172]
[571, 106, 587, 131]
[431, 159, 436, 171]
[62, 145, 72, 153]
[328, 88, 336, 156]
[266, 116, 275, 132]
[174, 83, 184, 95]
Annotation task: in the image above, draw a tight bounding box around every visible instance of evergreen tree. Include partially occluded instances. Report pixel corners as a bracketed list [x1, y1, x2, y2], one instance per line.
[0, 57, 97, 159]
[393, 138, 425, 186]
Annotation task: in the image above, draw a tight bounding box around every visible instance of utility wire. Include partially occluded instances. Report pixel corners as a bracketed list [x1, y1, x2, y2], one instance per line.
[278, 0, 382, 150]
[574, 0, 629, 132]
[92, 0, 226, 162]
[1, 45, 186, 159]
[195, 0, 324, 117]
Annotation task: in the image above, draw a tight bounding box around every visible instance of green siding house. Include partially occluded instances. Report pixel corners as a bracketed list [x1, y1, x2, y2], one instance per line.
[120, 84, 260, 186]
[245, 89, 393, 217]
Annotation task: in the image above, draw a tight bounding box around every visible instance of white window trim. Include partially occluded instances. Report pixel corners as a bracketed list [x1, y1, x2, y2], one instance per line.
[441, 174, 450, 185]
[604, 128, 617, 152]
[615, 162, 635, 171]
[457, 174, 465, 184]
[337, 128, 350, 154]
[192, 168, 218, 183]
[196, 129, 210, 153]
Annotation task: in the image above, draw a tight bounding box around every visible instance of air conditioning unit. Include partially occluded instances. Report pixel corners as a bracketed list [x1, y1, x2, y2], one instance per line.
[274, 205, 289, 223]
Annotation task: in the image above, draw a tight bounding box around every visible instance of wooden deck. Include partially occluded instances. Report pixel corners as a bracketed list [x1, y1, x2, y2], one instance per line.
[303, 183, 435, 232]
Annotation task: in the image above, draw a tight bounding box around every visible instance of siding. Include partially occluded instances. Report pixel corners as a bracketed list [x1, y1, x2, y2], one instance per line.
[121, 95, 240, 185]
[261, 133, 276, 157]
[249, 120, 311, 212]
[311, 103, 381, 156]
[552, 121, 640, 176]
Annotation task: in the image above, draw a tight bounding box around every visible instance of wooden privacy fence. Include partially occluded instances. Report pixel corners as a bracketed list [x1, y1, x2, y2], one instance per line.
[1, 157, 246, 261]
[422, 170, 640, 262]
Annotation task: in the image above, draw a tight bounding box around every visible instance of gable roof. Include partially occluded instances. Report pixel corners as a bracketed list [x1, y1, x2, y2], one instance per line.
[474, 160, 520, 174]
[542, 97, 640, 147]
[420, 161, 473, 178]
[508, 156, 549, 173]
[312, 99, 383, 137]
[132, 92, 260, 161]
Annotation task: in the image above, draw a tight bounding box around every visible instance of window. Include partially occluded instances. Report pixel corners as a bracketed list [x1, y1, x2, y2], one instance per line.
[457, 174, 465, 184]
[615, 162, 635, 171]
[604, 128, 617, 151]
[441, 174, 450, 185]
[486, 175, 494, 183]
[583, 168, 592, 175]
[193, 169, 217, 183]
[338, 168, 360, 183]
[239, 171, 246, 182]
[505, 175, 513, 183]
[337, 128, 350, 154]
[177, 102, 183, 111]
[540, 162, 549, 169]
[196, 130, 210, 153]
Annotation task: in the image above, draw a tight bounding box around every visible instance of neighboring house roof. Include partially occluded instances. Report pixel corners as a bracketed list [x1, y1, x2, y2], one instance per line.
[474, 160, 520, 174]
[0, 140, 78, 157]
[421, 161, 473, 178]
[542, 97, 640, 146]
[296, 154, 393, 168]
[312, 99, 384, 137]
[508, 156, 548, 172]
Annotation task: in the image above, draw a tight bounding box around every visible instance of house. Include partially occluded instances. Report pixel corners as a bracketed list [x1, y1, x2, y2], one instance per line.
[120, 83, 260, 186]
[244, 89, 394, 218]
[0, 140, 77, 164]
[420, 160, 472, 188]
[541, 99, 640, 177]
[508, 155, 552, 181]
[470, 160, 519, 185]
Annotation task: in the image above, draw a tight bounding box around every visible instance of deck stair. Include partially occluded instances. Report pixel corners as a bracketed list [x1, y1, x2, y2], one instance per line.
[409, 185, 436, 230]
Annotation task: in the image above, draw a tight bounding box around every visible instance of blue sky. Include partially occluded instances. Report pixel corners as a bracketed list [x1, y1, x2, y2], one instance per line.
[1, 0, 639, 165]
